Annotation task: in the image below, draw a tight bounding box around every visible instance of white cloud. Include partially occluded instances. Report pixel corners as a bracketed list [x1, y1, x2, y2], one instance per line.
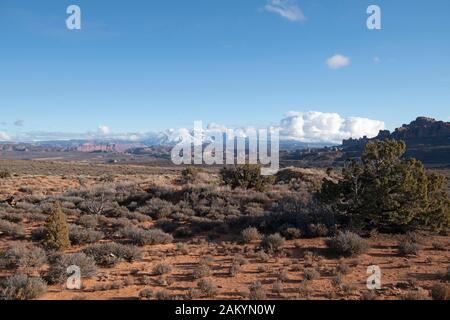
[326, 54, 351, 69]
[97, 125, 111, 135]
[4, 112, 385, 145]
[279, 111, 385, 143]
[264, 0, 306, 22]
[0, 132, 11, 141]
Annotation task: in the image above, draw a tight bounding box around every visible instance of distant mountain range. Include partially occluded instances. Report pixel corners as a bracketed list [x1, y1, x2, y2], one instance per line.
[1, 117, 449, 166]
[343, 117, 450, 165]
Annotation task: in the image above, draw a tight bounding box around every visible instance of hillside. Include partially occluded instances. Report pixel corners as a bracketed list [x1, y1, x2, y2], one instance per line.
[343, 117, 450, 166]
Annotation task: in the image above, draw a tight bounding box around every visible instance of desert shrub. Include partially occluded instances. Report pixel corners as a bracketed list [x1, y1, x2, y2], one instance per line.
[256, 250, 270, 262]
[83, 242, 142, 266]
[44, 203, 70, 251]
[241, 227, 261, 244]
[143, 198, 174, 220]
[261, 233, 285, 253]
[361, 290, 378, 300]
[307, 223, 329, 238]
[181, 166, 201, 184]
[174, 226, 192, 238]
[432, 242, 445, 251]
[304, 268, 320, 281]
[431, 284, 450, 300]
[120, 226, 173, 246]
[272, 280, 283, 295]
[0, 220, 25, 238]
[445, 267, 450, 281]
[153, 262, 172, 275]
[69, 224, 104, 245]
[320, 139, 450, 232]
[46, 252, 97, 284]
[335, 263, 350, 275]
[401, 289, 431, 300]
[0, 169, 12, 179]
[192, 264, 211, 279]
[0, 212, 22, 223]
[233, 254, 248, 266]
[331, 273, 344, 288]
[229, 262, 241, 277]
[398, 240, 420, 256]
[326, 231, 369, 257]
[77, 215, 99, 228]
[0, 243, 46, 270]
[125, 211, 152, 223]
[0, 274, 47, 300]
[139, 288, 153, 300]
[277, 268, 289, 282]
[282, 227, 302, 240]
[199, 255, 214, 266]
[31, 227, 47, 241]
[186, 288, 202, 299]
[176, 243, 189, 255]
[220, 164, 274, 192]
[155, 290, 170, 300]
[197, 279, 218, 297]
[249, 281, 266, 300]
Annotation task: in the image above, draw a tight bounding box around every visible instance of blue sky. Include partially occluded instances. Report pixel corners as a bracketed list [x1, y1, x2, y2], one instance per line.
[0, 0, 449, 141]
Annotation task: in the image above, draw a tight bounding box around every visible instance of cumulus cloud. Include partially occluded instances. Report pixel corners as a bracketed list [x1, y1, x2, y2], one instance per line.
[264, 0, 306, 22]
[326, 54, 350, 69]
[4, 112, 385, 145]
[14, 119, 25, 127]
[0, 132, 11, 141]
[97, 125, 111, 135]
[279, 111, 385, 143]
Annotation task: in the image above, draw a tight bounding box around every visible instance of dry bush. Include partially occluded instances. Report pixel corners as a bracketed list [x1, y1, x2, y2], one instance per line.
[153, 262, 172, 275]
[249, 281, 266, 300]
[398, 240, 420, 256]
[0, 220, 25, 238]
[335, 263, 350, 275]
[176, 243, 189, 255]
[120, 226, 173, 246]
[46, 252, 97, 284]
[360, 290, 378, 300]
[272, 280, 283, 295]
[186, 287, 202, 299]
[197, 279, 218, 298]
[261, 233, 285, 253]
[0, 243, 46, 271]
[241, 227, 261, 244]
[229, 262, 241, 277]
[304, 268, 320, 281]
[69, 224, 104, 245]
[139, 288, 154, 300]
[307, 223, 329, 238]
[431, 284, 450, 300]
[83, 242, 142, 266]
[282, 227, 302, 240]
[326, 231, 369, 257]
[432, 242, 446, 251]
[155, 290, 171, 300]
[0, 274, 47, 300]
[77, 215, 99, 228]
[0, 169, 12, 179]
[192, 264, 211, 279]
[401, 288, 431, 300]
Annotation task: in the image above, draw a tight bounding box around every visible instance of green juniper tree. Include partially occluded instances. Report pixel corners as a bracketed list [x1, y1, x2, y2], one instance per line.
[320, 139, 449, 233]
[44, 202, 71, 251]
